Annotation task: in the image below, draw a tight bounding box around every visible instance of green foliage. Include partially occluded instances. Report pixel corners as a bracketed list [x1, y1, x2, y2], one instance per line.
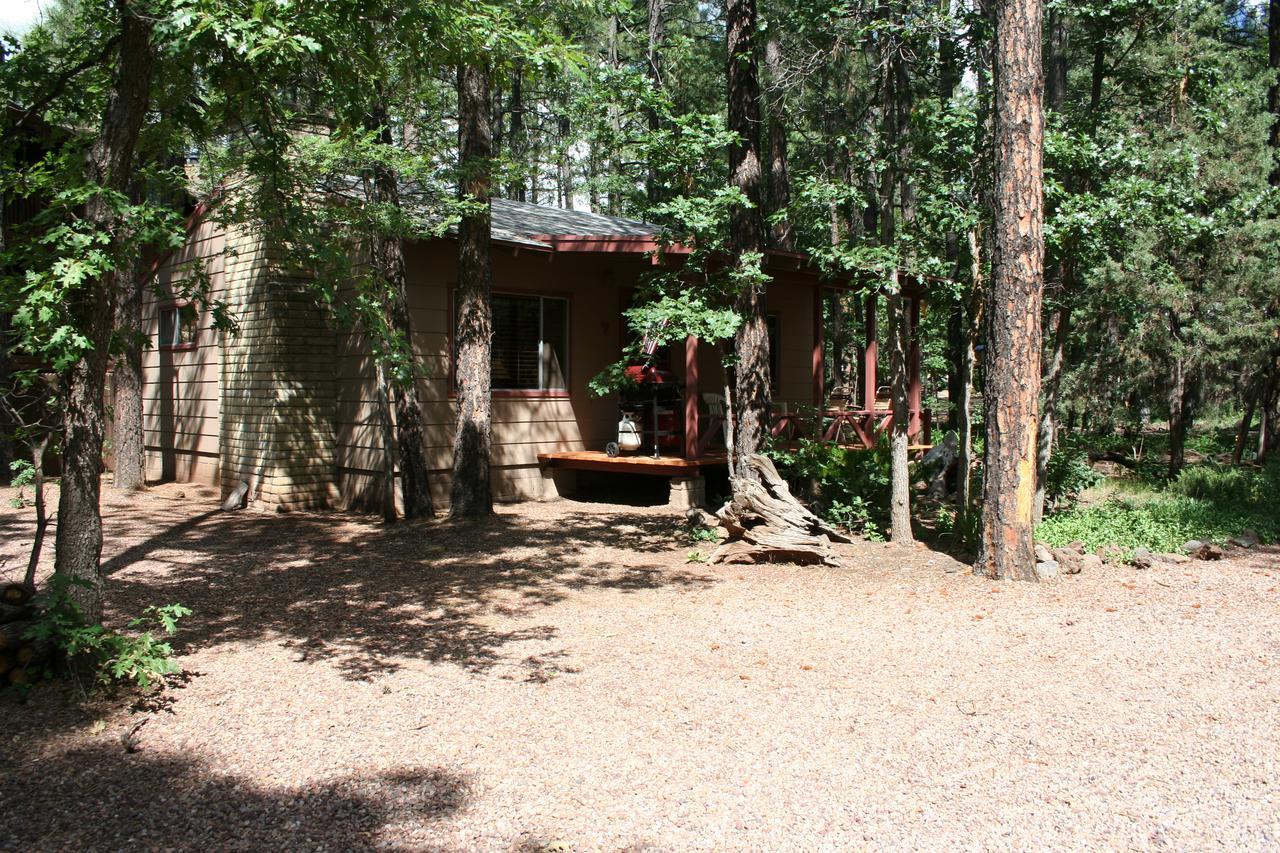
[1044, 437, 1103, 511]
[1038, 461, 1280, 553]
[8, 459, 37, 508]
[674, 521, 719, 545]
[23, 578, 192, 690]
[765, 438, 891, 538]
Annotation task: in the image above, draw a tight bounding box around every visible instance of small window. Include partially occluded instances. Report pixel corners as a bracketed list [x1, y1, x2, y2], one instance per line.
[458, 293, 569, 392]
[159, 304, 198, 349]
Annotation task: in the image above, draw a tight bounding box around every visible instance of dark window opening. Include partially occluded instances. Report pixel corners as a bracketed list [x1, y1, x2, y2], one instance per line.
[159, 304, 198, 349]
[466, 293, 569, 392]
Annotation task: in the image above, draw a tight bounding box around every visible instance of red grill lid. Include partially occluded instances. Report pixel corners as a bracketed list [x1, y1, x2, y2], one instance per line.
[625, 365, 676, 385]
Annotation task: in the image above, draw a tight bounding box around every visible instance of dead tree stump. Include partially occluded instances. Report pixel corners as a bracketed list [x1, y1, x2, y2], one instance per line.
[711, 454, 852, 567]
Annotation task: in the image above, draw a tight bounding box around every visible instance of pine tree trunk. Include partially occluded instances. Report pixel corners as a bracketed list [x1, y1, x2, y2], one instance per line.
[1234, 377, 1258, 465]
[506, 64, 526, 202]
[976, 0, 1044, 581]
[368, 114, 434, 520]
[958, 228, 983, 530]
[451, 63, 494, 518]
[646, 0, 666, 205]
[1267, 0, 1277, 185]
[55, 7, 155, 622]
[887, 287, 913, 543]
[111, 236, 147, 493]
[764, 35, 794, 251]
[1033, 302, 1069, 522]
[726, 0, 771, 481]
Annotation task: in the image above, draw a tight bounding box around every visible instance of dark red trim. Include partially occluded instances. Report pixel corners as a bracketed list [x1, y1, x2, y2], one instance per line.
[863, 294, 878, 411]
[684, 335, 699, 460]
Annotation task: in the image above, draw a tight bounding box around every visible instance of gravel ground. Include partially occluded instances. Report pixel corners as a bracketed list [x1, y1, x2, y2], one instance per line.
[2, 483, 1278, 851]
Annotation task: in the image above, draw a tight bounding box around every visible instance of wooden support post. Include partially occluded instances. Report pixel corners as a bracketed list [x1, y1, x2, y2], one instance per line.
[684, 334, 700, 460]
[908, 295, 922, 438]
[862, 294, 878, 410]
[812, 285, 825, 410]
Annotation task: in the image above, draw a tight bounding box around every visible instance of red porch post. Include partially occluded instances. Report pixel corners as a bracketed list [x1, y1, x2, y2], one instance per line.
[862, 293, 878, 410]
[684, 334, 699, 459]
[908, 294, 922, 439]
[812, 285, 825, 410]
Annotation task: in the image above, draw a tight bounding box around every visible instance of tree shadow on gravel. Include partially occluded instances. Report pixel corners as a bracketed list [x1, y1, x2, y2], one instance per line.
[0, 744, 469, 851]
[86, 499, 716, 682]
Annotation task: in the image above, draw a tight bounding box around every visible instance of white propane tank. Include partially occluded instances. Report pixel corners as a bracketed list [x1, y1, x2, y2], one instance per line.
[617, 412, 642, 452]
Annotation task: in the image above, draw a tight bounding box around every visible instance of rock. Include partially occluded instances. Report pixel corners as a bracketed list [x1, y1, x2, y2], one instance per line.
[221, 481, 250, 512]
[1096, 543, 1126, 564]
[1130, 548, 1155, 570]
[685, 507, 718, 529]
[1189, 542, 1225, 561]
[1079, 553, 1104, 574]
[1158, 552, 1191, 564]
[1034, 542, 1054, 563]
[1230, 530, 1260, 549]
[1052, 547, 1083, 575]
[1182, 540, 1204, 554]
[920, 432, 960, 498]
[1035, 560, 1059, 581]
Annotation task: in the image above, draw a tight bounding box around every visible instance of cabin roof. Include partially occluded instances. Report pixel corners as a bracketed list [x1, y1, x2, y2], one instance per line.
[490, 198, 657, 246]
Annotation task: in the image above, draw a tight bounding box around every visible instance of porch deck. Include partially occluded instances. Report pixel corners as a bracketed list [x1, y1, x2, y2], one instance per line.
[537, 450, 729, 477]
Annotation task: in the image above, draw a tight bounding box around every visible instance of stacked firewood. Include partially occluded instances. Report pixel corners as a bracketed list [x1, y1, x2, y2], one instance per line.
[0, 582, 47, 687]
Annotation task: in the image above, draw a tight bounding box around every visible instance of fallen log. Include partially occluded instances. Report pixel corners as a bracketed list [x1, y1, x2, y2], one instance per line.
[1, 583, 35, 607]
[0, 603, 35, 625]
[0, 621, 35, 651]
[711, 454, 852, 567]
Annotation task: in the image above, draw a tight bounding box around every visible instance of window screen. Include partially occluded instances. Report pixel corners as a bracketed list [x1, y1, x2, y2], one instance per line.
[159, 304, 198, 348]
[470, 293, 569, 391]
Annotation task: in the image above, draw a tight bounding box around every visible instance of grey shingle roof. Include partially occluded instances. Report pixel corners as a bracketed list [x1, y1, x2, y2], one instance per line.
[490, 198, 657, 243]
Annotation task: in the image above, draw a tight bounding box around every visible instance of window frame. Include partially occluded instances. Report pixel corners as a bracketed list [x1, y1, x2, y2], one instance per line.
[157, 301, 199, 351]
[449, 288, 572, 399]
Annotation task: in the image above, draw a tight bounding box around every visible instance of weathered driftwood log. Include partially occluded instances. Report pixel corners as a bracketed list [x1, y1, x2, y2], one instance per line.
[711, 454, 852, 567]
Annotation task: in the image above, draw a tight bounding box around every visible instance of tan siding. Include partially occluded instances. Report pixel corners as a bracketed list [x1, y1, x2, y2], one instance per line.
[136, 218, 226, 487]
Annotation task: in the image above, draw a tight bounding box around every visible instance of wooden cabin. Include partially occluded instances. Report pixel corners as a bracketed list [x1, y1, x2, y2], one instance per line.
[140, 199, 928, 512]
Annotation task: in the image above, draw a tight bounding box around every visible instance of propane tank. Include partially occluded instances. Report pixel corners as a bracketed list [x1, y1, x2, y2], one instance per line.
[617, 412, 642, 452]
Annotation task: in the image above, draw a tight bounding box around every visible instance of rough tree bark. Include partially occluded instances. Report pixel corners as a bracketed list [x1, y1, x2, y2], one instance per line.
[505, 64, 526, 202]
[886, 286, 913, 543]
[646, 0, 667, 205]
[1268, 0, 1278, 185]
[764, 35, 794, 251]
[976, 0, 1044, 581]
[957, 229, 984, 526]
[877, 16, 913, 545]
[110, 202, 147, 493]
[726, 0, 771, 481]
[1033, 6, 1070, 524]
[451, 63, 494, 518]
[56, 5, 155, 622]
[369, 108, 434, 520]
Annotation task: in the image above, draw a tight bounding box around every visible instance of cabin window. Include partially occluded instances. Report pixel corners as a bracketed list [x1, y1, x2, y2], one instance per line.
[482, 293, 569, 392]
[158, 304, 198, 349]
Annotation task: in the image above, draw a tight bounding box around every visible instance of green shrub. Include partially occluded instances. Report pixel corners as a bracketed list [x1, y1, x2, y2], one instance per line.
[1038, 460, 1280, 554]
[22, 577, 192, 690]
[765, 437, 891, 536]
[1044, 438, 1102, 510]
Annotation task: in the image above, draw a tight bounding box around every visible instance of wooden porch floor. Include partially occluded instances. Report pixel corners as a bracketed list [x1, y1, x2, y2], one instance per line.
[537, 450, 729, 477]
